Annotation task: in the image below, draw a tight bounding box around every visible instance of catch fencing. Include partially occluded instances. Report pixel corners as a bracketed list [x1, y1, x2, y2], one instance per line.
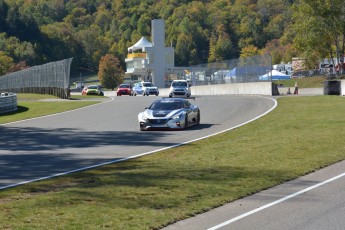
[185, 54, 272, 86]
[0, 58, 73, 99]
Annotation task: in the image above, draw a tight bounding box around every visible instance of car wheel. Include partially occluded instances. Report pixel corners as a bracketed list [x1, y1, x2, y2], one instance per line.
[155, 93, 159, 96]
[196, 111, 200, 125]
[184, 115, 189, 129]
[146, 92, 149, 96]
[169, 94, 172, 98]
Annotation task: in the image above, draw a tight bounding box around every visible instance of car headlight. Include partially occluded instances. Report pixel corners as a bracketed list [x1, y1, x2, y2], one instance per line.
[172, 113, 181, 120]
[141, 114, 148, 120]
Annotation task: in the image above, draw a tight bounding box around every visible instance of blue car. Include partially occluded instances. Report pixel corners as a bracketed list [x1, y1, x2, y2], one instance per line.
[132, 82, 159, 96]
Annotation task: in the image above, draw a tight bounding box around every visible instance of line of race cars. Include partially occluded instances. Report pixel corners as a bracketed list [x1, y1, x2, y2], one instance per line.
[116, 80, 192, 97]
[81, 80, 199, 131]
[82, 80, 192, 98]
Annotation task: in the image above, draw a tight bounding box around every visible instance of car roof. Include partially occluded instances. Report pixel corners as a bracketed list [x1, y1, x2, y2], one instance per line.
[157, 98, 187, 102]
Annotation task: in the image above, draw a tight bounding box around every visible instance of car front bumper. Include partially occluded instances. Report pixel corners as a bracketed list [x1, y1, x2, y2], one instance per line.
[117, 90, 131, 95]
[170, 91, 190, 97]
[87, 90, 100, 95]
[139, 117, 184, 130]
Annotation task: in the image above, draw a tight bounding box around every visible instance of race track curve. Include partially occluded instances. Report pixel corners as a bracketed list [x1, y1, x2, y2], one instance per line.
[0, 95, 276, 189]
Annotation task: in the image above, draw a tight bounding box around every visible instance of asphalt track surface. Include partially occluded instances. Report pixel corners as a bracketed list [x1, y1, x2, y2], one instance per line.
[2, 95, 345, 229]
[165, 160, 345, 230]
[0, 95, 275, 189]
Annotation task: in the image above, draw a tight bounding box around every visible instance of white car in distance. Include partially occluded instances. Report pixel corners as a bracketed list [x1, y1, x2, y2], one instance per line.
[169, 80, 191, 97]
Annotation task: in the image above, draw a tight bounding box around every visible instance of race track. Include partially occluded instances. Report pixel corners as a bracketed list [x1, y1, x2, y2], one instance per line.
[0, 95, 276, 189]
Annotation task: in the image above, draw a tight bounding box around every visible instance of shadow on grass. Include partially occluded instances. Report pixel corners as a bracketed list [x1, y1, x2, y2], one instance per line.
[1, 106, 29, 116]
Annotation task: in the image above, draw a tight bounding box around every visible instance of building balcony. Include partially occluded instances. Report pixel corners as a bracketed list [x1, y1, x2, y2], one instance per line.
[127, 53, 147, 59]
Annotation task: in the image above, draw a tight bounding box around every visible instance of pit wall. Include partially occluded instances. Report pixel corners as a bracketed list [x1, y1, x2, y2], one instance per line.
[159, 82, 273, 96]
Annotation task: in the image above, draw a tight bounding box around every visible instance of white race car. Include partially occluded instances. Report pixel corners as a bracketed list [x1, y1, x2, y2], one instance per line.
[138, 97, 200, 131]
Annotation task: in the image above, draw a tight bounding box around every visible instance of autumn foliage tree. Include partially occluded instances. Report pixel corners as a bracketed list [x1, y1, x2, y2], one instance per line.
[0, 51, 14, 75]
[98, 54, 124, 90]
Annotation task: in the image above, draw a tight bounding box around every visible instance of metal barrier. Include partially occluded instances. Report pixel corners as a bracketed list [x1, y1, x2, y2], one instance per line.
[0, 58, 73, 99]
[186, 54, 272, 86]
[0, 92, 17, 114]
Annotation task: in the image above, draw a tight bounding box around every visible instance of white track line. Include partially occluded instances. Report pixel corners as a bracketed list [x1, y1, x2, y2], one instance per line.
[0, 96, 277, 190]
[208, 171, 345, 230]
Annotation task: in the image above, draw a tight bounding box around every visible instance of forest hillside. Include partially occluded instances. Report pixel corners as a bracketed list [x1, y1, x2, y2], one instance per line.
[1, 0, 344, 76]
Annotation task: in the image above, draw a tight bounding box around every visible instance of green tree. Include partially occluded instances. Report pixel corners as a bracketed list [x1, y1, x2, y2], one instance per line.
[0, 51, 14, 75]
[40, 22, 80, 63]
[77, 25, 111, 71]
[0, 33, 36, 65]
[98, 54, 124, 90]
[292, 0, 345, 69]
[21, 0, 67, 26]
[0, 0, 8, 32]
[240, 44, 259, 58]
[63, 7, 92, 29]
[208, 25, 236, 62]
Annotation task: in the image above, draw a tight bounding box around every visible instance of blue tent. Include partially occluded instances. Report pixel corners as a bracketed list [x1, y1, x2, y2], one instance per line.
[227, 66, 268, 78]
[259, 70, 290, 80]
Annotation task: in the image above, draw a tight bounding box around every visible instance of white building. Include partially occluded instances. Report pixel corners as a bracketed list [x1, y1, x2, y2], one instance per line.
[125, 19, 186, 88]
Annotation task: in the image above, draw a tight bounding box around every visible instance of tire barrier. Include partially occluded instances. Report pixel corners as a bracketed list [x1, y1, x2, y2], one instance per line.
[324, 80, 341, 95]
[0, 92, 17, 114]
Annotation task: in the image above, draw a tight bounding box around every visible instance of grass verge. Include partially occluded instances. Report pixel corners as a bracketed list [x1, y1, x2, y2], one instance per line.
[0, 94, 100, 124]
[1, 96, 345, 229]
[274, 76, 326, 88]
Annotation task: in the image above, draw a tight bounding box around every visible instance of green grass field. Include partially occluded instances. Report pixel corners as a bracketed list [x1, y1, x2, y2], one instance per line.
[0, 94, 101, 124]
[1, 94, 345, 229]
[274, 76, 326, 88]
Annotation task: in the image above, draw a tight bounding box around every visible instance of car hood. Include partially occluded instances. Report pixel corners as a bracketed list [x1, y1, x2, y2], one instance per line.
[145, 87, 158, 89]
[144, 109, 182, 118]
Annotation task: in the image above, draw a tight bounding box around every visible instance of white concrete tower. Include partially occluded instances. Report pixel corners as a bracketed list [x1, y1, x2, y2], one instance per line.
[146, 19, 174, 88]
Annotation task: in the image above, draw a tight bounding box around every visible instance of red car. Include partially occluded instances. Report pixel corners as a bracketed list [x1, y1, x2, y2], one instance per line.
[116, 83, 132, 96]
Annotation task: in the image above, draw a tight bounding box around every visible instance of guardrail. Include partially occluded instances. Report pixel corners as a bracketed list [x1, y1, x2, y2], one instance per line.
[0, 92, 17, 114]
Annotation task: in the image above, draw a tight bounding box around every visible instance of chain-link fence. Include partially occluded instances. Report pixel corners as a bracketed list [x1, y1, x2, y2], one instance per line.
[0, 58, 73, 99]
[185, 54, 272, 86]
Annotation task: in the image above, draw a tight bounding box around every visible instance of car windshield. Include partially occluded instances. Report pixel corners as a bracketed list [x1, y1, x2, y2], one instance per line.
[88, 85, 98, 89]
[150, 101, 182, 110]
[172, 81, 187, 87]
[143, 83, 153, 87]
[119, 84, 130, 88]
